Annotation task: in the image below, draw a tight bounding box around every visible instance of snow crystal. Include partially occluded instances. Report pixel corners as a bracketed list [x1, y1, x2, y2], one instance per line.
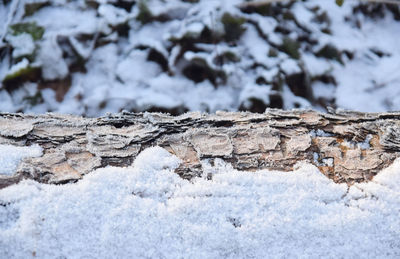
[1, 146, 399, 258]
[0, 144, 43, 175]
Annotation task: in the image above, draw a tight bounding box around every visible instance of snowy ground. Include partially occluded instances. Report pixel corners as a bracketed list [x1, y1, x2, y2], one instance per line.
[1, 146, 399, 258]
[1, 0, 400, 115]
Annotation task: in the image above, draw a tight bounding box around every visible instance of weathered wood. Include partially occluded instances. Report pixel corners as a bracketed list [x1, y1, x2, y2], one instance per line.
[1, 109, 400, 189]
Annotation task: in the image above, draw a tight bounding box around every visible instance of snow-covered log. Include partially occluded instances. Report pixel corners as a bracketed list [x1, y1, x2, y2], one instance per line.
[1, 109, 400, 189]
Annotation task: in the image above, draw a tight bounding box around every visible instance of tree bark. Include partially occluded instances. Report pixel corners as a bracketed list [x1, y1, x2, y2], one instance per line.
[1, 109, 400, 189]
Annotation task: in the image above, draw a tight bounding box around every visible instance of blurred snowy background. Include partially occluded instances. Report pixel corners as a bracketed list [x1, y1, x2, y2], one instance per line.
[0, 0, 399, 116]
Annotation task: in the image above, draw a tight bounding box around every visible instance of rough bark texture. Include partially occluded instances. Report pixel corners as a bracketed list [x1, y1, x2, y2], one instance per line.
[1, 109, 400, 189]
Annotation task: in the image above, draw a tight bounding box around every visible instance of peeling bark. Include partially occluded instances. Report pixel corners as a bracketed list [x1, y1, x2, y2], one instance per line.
[1, 109, 400, 189]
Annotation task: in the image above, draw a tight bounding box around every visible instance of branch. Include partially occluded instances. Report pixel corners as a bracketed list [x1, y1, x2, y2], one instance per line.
[1, 110, 400, 189]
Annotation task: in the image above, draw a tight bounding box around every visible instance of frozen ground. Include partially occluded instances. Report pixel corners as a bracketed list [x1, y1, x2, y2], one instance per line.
[1, 146, 399, 258]
[0, 0, 400, 115]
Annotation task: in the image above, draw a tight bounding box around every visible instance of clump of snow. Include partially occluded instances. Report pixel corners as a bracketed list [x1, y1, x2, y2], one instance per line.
[98, 4, 130, 27]
[0, 144, 42, 175]
[6, 58, 30, 76]
[341, 134, 373, 150]
[358, 134, 373, 150]
[116, 49, 162, 83]
[322, 157, 334, 167]
[1, 146, 399, 258]
[310, 129, 334, 138]
[5, 33, 35, 58]
[37, 37, 69, 80]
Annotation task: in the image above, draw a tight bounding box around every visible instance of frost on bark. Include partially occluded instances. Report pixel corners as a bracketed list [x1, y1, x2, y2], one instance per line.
[1, 109, 400, 189]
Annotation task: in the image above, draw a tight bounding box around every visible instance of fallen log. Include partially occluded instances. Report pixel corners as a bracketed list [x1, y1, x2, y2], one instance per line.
[1, 109, 400, 189]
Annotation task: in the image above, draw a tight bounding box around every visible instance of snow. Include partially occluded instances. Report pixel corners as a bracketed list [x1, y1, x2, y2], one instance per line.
[98, 4, 130, 27]
[6, 58, 30, 76]
[38, 36, 69, 80]
[1, 146, 399, 258]
[313, 1, 400, 112]
[116, 49, 162, 83]
[5, 33, 35, 58]
[239, 82, 271, 108]
[0, 144, 42, 176]
[310, 129, 333, 138]
[280, 59, 301, 75]
[340, 134, 373, 150]
[25, 6, 100, 36]
[242, 26, 271, 65]
[0, 1, 399, 114]
[0, 1, 399, 256]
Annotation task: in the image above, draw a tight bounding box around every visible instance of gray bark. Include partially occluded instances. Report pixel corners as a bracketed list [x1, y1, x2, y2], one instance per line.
[1, 109, 400, 189]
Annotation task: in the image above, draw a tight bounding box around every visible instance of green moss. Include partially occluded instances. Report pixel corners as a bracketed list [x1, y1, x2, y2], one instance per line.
[316, 44, 342, 64]
[224, 51, 240, 62]
[214, 51, 240, 65]
[3, 66, 39, 82]
[168, 31, 201, 44]
[280, 37, 300, 60]
[10, 22, 44, 41]
[336, 0, 344, 7]
[2, 65, 41, 91]
[221, 13, 246, 42]
[223, 51, 240, 62]
[136, 0, 153, 24]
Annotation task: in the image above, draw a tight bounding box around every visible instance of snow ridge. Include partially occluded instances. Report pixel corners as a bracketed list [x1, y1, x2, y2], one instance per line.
[1, 147, 399, 258]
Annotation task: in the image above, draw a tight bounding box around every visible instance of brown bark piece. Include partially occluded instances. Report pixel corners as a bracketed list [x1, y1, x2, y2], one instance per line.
[1, 109, 400, 189]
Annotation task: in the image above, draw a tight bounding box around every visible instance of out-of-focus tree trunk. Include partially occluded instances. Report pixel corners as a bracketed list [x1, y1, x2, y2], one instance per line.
[1, 110, 400, 189]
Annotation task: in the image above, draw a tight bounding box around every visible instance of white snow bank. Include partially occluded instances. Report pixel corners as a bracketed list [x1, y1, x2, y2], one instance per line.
[0, 146, 399, 258]
[0, 144, 42, 176]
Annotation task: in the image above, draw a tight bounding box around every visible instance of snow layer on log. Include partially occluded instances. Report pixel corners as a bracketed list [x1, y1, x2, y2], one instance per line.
[0, 147, 399, 258]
